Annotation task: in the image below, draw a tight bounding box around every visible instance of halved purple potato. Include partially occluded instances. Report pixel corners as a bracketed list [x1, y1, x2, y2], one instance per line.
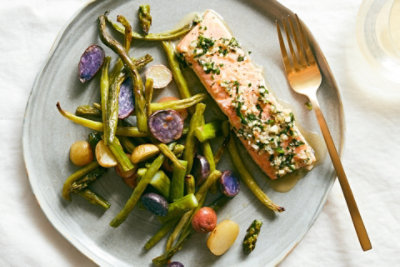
[148, 110, 184, 143]
[141, 192, 169, 216]
[118, 77, 135, 119]
[219, 170, 240, 197]
[193, 155, 210, 185]
[78, 45, 105, 83]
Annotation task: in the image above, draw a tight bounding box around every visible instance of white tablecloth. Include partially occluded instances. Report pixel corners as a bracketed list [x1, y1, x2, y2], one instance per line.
[1, 0, 398, 266]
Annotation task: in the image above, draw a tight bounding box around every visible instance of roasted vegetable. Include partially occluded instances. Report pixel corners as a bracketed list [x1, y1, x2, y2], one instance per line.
[131, 144, 160, 164]
[75, 105, 101, 117]
[195, 121, 221, 142]
[141, 192, 169, 216]
[170, 160, 188, 201]
[192, 154, 210, 185]
[106, 73, 124, 143]
[219, 170, 240, 198]
[184, 103, 205, 173]
[100, 56, 111, 143]
[110, 143, 176, 227]
[185, 174, 195, 195]
[79, 44, 105, 83]
[70, 167, 106, 193]
[165, 193, 198, 220]
[118, 77, 135, 119]
[191, 207, 217, 233]
[88, 132, 102, 150]
[148, 170, 170, 198]
[138, 4, 152, 34]
[95, 140, 117, 168]
[62, 161, 99, 201]
[108, 137, 135, 172]
[151, 94, 205, 115]
[242, 219, 263, 255]
[207, 220, 239, 256]
[148, 110, 184, 143]
[167, 262, 184, 267]
[145, 64, 172, 89]
[69, 140, 93, 166]
[78, 189, 111, 209]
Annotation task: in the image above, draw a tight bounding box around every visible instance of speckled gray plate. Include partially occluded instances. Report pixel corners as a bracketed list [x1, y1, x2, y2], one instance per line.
[23, 0, 345, 266]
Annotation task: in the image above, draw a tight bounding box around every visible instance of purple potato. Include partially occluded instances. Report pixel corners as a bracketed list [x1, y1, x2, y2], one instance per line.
[148, 110, 184, 143]
[168, 261, 184, 267]
[118, 77, 135, 119]
[193, 155, 210, 185]
[141, 192, 169, 216]
[219, 170, 240, 197]
[78, 45, 105, 83]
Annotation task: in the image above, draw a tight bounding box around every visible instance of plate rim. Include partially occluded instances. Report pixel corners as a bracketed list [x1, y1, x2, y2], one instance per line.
[22, 0, 346, 266]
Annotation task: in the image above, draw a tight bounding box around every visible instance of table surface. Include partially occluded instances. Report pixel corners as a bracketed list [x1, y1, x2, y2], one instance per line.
[1, 0, 399, 266]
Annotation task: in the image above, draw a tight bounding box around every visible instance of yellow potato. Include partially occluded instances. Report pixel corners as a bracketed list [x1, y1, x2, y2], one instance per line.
[95, 140, 117, 167]
[69, 140, 93, 166]
[145, 64, 172, 89]
[207, 220, 239, 256]
[131, 144, 160, 164]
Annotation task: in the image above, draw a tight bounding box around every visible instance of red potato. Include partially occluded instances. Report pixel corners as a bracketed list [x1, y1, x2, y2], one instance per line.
[192, 207, 217, 233]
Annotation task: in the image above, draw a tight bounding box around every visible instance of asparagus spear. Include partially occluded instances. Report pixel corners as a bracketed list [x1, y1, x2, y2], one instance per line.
[242, 219, 263, 255]
[106, 73, 124, 144]
[70, 167, 106, 193]
[138, 5, 152, 35]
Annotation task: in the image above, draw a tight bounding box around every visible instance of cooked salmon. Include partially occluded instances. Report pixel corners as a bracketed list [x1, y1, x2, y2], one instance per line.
[177, 10, 316, 179]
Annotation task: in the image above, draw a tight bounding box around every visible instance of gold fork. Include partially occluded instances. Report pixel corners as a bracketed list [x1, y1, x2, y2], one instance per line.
[276, 15, 372, 251]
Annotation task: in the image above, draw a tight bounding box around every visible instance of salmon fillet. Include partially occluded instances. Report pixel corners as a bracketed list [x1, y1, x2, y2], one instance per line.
[177, 10, 316, 179]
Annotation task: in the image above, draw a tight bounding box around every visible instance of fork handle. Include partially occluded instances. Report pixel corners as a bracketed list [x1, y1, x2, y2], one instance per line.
[309, 95, 372, 251]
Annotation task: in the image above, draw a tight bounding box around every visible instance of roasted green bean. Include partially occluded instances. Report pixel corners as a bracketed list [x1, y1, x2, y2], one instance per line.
[185, 174, 195, 195]
[106, 73, 124, 144]
[195, 121, 221, 142]
[109, 143, 176, 227]
[162, 41, 192, 99]
[78, 189, 111, 210]
[150, 93, 206, 112]
[70, 167, 106, 193]
[99, 15, 148, 133]
[108, 136, 135, 172]
[170, 160, 188, 201]
[57, 103, 147, 137]
[145, 78, 154, 118]
[101, 56, 111, 144]
[75, 105, 101, 117]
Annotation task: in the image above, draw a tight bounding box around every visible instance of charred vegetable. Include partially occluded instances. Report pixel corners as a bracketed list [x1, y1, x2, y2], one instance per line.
[219, 170, 240, 198]
[141, 192, 169, 216]
[191, 207, 217, 233]
[243, 219, 263, 255]
[69, 140, 93, 166]
[148, 110, 184, 143]
[118, 77, 135, 119]
[192, 154, 210, 185]
[131, 144, 160, 164]
[79, 44, 105, 83]
[138, 4, 152, 35]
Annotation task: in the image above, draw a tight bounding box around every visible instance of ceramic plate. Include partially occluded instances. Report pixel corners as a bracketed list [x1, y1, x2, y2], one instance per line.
[23, 0, 344, 266]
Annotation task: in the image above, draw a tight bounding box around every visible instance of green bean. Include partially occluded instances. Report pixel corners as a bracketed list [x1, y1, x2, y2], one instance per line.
[199, 117, 216, 191]
[110, 54, 153, 84]
[152, 227, 192, 266]
[108, 136, 135, 172]
[223, 124, 284, 213]
[62, 161, 99, 201]
[162, 41, 192, 99]
[99, 15, 148, 133]
[78, 189, 111, 210]
[157, 143, 185, 170]
[185, 174, 195, 195]
[172, 144, 185, 158]
[106, 72, 124, 144]
[107, 15, 192, 41]
[117, 15, 132, 51]
[144, 219, 178, 251]
[145, 78, 154, 118]
[56, 103, 147, 137]
[109, 143, 176, 227]
[150, 93, 206, 112]
[165, 170, 221, 250]
[101, 56, 111, 144]
[195, 121, 221, 142]
[138, 4, 152, 35]
[184, 103, 206, 174]
[70, 167, 106, 193]
[150, 170, 170, 198]
[75, 105, 101, 117]
[161, 193, 198, 223]
[170, 160, 188, 202]
[119, 136, 136, 154]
